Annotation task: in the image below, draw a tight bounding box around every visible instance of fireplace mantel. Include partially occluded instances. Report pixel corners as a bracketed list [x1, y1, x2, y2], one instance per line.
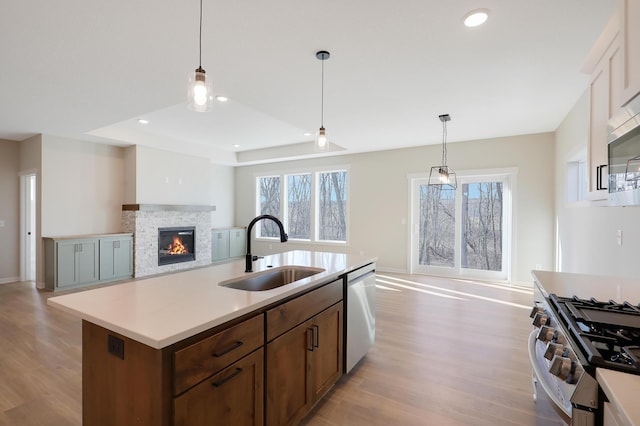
[122, 204, 216, 212]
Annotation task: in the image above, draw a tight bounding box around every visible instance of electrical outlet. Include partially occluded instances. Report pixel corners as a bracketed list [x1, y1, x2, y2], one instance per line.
[108, 335, 124, 360]
[617, 229, 623, 246]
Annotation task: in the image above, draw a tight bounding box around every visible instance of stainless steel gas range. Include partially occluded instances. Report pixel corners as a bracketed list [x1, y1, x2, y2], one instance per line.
[530, 271, 640, 426]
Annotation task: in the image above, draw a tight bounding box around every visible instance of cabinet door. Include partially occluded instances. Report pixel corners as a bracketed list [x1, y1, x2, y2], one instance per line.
[100, 237, 133, 281]
[266, 321, 313, 426]
[212, 230, 230, 261]
[309, 302, 343, 403]
[588, 34, 621, 194]
[621, 0, 640, 105]
[229, 228, 246, 258]
[114, 237, 133, 278]
[77, 240, 99, 284]
[56, 241, 79, 287]
[174, 348, 264, 426]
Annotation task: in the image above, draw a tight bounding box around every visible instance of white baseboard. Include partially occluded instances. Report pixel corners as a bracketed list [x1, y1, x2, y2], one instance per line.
[375, 266, 408, 274]
[0, 276, 20, 284]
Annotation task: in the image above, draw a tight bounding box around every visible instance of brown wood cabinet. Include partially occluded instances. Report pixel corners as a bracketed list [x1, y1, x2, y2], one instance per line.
[174, 348, 264, 426]
[266, 279, 343, 426]
[81, 277, 344, 426]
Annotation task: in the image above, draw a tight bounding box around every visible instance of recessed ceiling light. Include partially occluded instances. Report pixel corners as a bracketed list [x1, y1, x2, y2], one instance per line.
[233, 144, 240, 148]
[137, 119, 149, 124]
[463, 9, 489, 27]
[303, 132, 312, 137]
[216, 96, 228, 102]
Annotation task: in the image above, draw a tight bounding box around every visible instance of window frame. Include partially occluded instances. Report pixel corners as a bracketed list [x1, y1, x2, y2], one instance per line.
[255, 166, 350, 246]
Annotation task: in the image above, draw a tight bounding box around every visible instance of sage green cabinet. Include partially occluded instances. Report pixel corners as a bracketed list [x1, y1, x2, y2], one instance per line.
[212, 230, 230, 262]
[99, 236, 133, 282]
[51, 239, 99, 289]
[212, 227, 246, 262]
[229, 228, 246, 258]
[44, 234, 133, 291]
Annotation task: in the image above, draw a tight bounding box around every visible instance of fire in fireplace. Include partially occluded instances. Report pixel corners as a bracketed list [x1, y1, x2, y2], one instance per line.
[158, 227, 196, 266]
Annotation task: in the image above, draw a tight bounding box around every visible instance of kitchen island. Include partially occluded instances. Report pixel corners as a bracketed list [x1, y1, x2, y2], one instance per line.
[48, 250, 376, 426]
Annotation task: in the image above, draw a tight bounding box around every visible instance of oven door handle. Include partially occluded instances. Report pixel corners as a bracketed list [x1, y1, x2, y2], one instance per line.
[527, 329, 572, 420]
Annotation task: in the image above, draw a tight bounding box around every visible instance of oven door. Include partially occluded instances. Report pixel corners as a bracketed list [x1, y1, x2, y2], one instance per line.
[528, 330, 573, 423]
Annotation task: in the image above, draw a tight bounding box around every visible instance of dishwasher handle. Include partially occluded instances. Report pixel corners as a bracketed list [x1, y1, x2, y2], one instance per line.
[347, 263, 376, 283]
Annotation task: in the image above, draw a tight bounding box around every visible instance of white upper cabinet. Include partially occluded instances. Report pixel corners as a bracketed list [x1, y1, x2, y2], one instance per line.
[621, 0, 640, 106]
[585, 10, 622, 196]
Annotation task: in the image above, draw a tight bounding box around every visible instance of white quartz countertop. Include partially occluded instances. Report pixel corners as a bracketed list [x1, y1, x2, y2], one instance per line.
[597, 368, 640, 425]
[531, 270, 640, 304]
[532, 270, 640, 424]
[48, 250, 376, 349]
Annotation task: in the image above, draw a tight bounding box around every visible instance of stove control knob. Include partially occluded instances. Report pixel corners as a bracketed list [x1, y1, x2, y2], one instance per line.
[544, 342, 564, 360]
[536, 326, 555, 342]
[566, 363, 583, 384]
[549, 355, 572, 381]
[529, 306, 543, 318]
[532, 311, 549, 328]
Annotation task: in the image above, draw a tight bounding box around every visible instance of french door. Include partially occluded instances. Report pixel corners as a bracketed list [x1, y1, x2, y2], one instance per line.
[410, 170, 514, 282]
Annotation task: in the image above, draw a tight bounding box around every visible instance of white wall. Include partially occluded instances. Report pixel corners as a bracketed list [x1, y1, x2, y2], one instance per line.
[555, 91, 640, 278]
[41, 135, 125, 236]
[0, 139, 20, 283]
[134, 145, 211, 205]
[210, 163, 235, 228]
[235, 132, 555, 284]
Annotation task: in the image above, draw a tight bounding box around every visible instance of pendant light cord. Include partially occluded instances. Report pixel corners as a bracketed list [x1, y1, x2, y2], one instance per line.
[320, 57, 324, 127]
[442, 119, 448, 166]
[198, 0, 203, 68]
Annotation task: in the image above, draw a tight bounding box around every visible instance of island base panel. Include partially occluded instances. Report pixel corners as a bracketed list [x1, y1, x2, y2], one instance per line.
[82, 320, 172, 425]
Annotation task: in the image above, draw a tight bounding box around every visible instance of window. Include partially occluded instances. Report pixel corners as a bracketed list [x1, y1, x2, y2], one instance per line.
[567, 148, 588, 203]
[411, 169, 514, 282]
[257, 169, 348, 244]
[287, 174, 311, 239]
[258, 176, 280, 238]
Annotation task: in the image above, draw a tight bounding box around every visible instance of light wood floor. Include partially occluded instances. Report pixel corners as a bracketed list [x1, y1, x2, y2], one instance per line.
[0, 274, 565, 425]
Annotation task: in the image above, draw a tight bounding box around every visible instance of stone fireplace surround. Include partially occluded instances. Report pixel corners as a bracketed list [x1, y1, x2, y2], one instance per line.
[122, 204, 215, 278]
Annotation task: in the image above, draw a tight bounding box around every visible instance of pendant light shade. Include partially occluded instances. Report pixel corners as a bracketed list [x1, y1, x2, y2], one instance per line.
[188, 0, 213, 112]
[428, 114, 457, 190]
[315, 50, 330, 151]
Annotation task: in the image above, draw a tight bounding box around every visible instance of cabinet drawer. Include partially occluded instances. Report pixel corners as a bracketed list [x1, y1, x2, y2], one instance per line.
[174, 315, 264, 395]
[266, 279, 343, 342]
[174, 348, 264, 426]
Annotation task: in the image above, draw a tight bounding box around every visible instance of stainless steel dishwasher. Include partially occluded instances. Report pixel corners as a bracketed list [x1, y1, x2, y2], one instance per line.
[345, 262, 376, 373]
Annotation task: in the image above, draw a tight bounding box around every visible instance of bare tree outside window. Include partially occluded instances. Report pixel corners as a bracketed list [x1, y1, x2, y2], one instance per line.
[419, 185, 455, 267]
[257, 170, 348, 243]
[318, 171, 347, 242]
[287, 174, 311, 239]
[461, 182, 503, 271]
[258, 176, 280, 237]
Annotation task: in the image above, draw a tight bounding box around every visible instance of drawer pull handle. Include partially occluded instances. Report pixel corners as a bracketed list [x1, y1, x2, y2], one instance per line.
[212, 341, 243, 357]
[211, 368, 243, 388]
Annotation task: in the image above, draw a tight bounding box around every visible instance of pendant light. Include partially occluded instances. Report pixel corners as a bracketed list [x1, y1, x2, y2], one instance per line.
[315, 50, 330, 151]
[188, 0, 212, 112]
[428, 114, 457, 190]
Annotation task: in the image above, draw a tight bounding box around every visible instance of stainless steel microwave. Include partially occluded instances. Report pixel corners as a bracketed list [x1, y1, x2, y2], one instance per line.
[608, 93, 640, 206]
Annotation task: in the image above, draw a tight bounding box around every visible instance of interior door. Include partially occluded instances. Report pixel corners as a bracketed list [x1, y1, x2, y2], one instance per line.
[410, 171, 512, 282]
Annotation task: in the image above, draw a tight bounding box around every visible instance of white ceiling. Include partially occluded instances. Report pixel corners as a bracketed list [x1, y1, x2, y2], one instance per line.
[0, 0, 616, 165]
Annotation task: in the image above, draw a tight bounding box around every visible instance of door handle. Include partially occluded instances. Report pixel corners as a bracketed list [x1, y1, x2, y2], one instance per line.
[307, 328, 315, 352]
[596, 164, 608, 190]
[312, 325, 319, 348]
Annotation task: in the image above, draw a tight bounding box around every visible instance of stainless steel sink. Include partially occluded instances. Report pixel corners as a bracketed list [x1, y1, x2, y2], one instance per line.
[219, 266, 325, 291]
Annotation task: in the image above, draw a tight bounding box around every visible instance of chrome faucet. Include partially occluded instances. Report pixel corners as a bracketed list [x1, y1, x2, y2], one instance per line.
[245, 214, 288, 272]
